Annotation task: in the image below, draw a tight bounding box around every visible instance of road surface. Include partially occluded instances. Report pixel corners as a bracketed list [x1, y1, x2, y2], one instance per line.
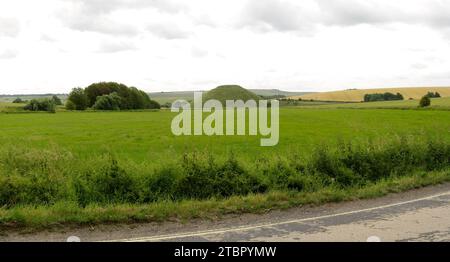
[2, 183, 450, 242]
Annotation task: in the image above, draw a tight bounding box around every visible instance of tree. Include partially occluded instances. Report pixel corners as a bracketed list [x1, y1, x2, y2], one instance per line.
[67, 88, 88, 110]
[82, 82, 158, 110]
[364, 92, 404, 102]
[93, 92, 122, 110]
[65, 100, 76, 110]
[425, 92, 441, 98]
[419, 96, 431, 107]
[85, 82, 127, 107]
[147, 99, 161, 109]
[52, 95, 62, 105]
[24, 99, 56, 113]
[12, 98, 23, 103]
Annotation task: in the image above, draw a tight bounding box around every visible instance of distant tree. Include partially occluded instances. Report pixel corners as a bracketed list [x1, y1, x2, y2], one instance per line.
[364, 92, 404, 102]
[67, 88, 88, 110]
[85, 82, 127, 107]
[12, 98, 23, 103]
[424, 91, 442, 98]
[52, 95, 62, 105]
[93, 92, 122, 110]
[162, 102, 172, 108]
[24, 99, 56, 113]
[419, 96, 431, 107]
[147, 99, 161, 109]
[83, 82, 158, 110]
[65, 100, 76, 110]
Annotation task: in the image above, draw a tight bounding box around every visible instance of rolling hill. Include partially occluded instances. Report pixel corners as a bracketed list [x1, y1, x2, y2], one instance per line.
[290, 87, 450, 102]
[249, 89, 313, 97]
[202, 85, 261, 105]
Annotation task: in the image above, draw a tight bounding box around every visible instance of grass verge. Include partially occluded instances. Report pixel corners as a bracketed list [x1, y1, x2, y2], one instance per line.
[1, 168, 449, 231]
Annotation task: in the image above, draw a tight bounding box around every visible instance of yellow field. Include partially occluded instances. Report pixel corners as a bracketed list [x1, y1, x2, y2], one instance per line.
[290, 87, 450, 102]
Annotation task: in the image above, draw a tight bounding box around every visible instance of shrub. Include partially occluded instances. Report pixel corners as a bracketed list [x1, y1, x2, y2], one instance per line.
[12, 98, 24, 103]
[65, 100, 76, 110]
[419, 96, 431, 107]
[74, 158, 138, 205]
[425, 92, 441, 98]
[0, 138, 449, 207]
[52, 95, 62, 105]
[84, 82, 158, 110]
[364, 92, 404, 102]
[67, 88, 88, 110]
[93, 92, 122, 110]
[24, 98, 56, 113]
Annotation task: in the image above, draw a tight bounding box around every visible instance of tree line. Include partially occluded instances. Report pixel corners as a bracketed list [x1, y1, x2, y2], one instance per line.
[66, 82, 160, 111]
[363, 92, 404, 102]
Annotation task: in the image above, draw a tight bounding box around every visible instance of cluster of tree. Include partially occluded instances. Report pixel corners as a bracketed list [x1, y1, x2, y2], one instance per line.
[424, 92, 441, 98]
[12, 98, 26, 103]
[22, 95, 62, 113]
[66, 82, 160, 111]
[24, 98, 56, 113]
[363, 92, 404, 102]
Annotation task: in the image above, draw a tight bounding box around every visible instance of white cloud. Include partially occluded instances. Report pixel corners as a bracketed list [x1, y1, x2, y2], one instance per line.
[147, 22, 191, 39]
[0, 17, 20, 37]
[98, 41, 137, 53]
[0, 0, 450, 94]
[0, 49, 18, 59]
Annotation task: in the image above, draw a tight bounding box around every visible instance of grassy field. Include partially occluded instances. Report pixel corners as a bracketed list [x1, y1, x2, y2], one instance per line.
[149, 89, 312, 104]
[0, 107, 449, 229]
[1, 108, 449, 162]
[290, 87, 450, 102]
[289, 97, 450, 110]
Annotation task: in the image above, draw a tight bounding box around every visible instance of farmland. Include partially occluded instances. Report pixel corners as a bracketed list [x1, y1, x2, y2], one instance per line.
[290, 87, 450, 102]
[0, 105, 449, 229]
[289, 97, 450, 110]
[0, 108, 449, 162]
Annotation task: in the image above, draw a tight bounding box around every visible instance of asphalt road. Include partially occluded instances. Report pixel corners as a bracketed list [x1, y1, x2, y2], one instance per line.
[2, 183, 450, 242]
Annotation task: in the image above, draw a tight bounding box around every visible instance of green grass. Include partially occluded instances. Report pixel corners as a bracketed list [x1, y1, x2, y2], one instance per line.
[203, 85, 261, 105]
[300, 97, 450, 110]
[1, 169, 449, 230]
[0, 108, 449, 162]
[0, 107, 449, 230]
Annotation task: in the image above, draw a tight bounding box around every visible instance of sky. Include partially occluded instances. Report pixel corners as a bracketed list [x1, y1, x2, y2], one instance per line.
[1, 0, 450, 94]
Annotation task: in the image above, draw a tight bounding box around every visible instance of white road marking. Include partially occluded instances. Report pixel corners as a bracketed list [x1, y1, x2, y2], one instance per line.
[105, 191, 450, 242]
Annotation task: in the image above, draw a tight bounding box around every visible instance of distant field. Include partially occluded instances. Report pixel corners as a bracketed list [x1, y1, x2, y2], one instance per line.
[149, 89, 311, 104]
[290, 87, 450, 102]
[0, 102, 24, 112]
[291, 97, 450, 110]
[0, 94, 67, 103]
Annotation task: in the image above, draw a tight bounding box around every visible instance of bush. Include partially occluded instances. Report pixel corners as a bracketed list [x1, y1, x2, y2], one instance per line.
[52, 95, 62, 105]
[425, 92, 441, 98]
[12, 98, 24, 103]
[0, 138, 449, 207]
[93, 92, 122, 110]
[364, 92, 404, 102]
[74, 158, 137, 205]
[84, 82, 159, 110]
[24, 99, 56, 113]
[65, 100, 76, 110]
[67, 88, 89, 110]
[419, 96, 431, 107]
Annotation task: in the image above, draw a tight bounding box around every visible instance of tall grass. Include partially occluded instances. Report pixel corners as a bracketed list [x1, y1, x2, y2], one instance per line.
[0, 137, 449, 208]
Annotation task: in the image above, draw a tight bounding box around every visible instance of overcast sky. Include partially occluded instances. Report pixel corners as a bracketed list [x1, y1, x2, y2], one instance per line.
[1, 0, 450, 94]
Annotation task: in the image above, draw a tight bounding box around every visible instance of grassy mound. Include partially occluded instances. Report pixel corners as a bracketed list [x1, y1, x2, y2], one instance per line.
[203, 85, 261, 105]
